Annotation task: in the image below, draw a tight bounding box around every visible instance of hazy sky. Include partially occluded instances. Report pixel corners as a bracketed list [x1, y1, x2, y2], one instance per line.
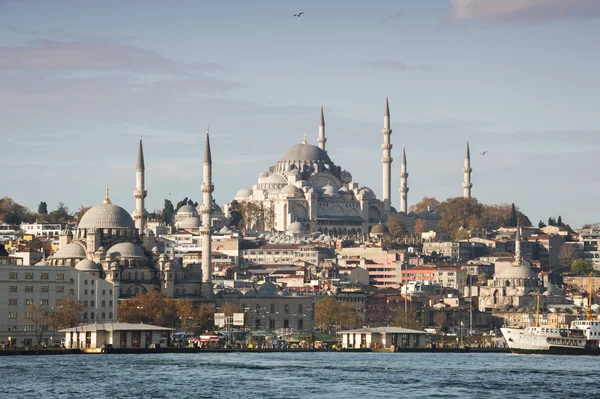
[1, 0, 599, 228]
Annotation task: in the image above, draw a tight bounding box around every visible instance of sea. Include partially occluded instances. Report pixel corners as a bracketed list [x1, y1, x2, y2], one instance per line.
[0, 352, 598, 399]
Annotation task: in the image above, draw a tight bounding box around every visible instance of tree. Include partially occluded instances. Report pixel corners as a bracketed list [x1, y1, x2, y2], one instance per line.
[413, 219, 428, 236]
[118, 291, 179, 327]
[38, 201, 48, 215]
[386, 214, 407, 240]
[538, 220, 547, 228]
[557, 215, 563, 227]
[558, 244, 581, 270]
[390, 309, 420, 330]
[548, 217, 556, 226]
[25, 304, 50, 346]
[508, 203, 518, 227]
[433, 311, 448, 333]
[48, 202, 72, 223]
[571, 258, 594, 275]
[162, 199, 175, 225]
[51, 293, 83, 330]
[409, 197, 439, 213]
[0, 197, 36, 224]
[436, 197, 484, 240]
[193, 303, 214, 334]
[314, 297, 358, 332]
[76, 205, 92, 220]
[480, 204, 511, 231]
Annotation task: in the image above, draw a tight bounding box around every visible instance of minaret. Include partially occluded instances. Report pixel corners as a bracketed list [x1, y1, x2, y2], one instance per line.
[399, 145, 409, 213]
[132, 134, 147, 232]
[462, 138, 472, 198]
[317, 104, 327, 152]
[382, 94, 393, 216]
[200, 128, 214, 299]
[515, 221, 521, 265]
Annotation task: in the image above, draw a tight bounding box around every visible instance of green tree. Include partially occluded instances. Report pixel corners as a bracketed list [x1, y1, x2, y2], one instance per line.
[38, 201, 48, 215]
[548, 217, 556, 226]
[509, 203, 518, 227]
[538, 220, 547, 228]
[571, 258, 594, 275]
[162, 199, 175, 224]
[557, 215, 563, 227]
[0, 197, 36, 224]
[48, 202, 72, 223]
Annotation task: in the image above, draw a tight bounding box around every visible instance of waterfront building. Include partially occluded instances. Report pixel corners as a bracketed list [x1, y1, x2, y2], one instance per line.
[0, 264, 118, 348]
[60, 322, 173, 349]
[338, 326, 427, 349]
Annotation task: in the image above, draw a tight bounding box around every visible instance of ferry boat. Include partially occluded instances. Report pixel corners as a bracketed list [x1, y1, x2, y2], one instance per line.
[501, 278, 600, 355]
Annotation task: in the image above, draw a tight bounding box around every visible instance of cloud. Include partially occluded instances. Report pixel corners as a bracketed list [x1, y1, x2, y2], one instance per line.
[451, 0, 600, 23]
[361, 60, 431, 71]
[0, 39, 224, 74]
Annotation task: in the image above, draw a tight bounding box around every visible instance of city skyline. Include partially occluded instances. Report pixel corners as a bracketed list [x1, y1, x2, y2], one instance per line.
[2, 0, 599, 227]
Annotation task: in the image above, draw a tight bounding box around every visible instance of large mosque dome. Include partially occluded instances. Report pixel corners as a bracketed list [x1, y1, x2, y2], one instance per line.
[78, 203, 135, 229]
[279, 143, 331, 164]
[496, 264, 538, 279]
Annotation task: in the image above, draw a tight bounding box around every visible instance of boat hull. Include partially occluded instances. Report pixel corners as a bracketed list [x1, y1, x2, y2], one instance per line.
[509, 347, 600, 356]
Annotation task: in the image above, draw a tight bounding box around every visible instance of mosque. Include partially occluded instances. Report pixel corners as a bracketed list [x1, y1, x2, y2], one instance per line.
[47, 133, 216, 300]
[225, 96, 473, 237]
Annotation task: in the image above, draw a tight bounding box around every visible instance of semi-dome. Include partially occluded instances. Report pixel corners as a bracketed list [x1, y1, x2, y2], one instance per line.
[177, 204, 197, 215]
[258, 170, 270, 179]
[78, 203, 135, 229]
[279, 143, 332, 164]
[106, 242, 146, 258]
[322, 184, 337, 197]
[179, 216, 202, 229]
[75, 259, 102, 272]
[51, 242, 87, 259]
[340, 170, 352, 183]
[261, 173, 287, 184]
[371, 223, 390, 235]
[496, 264, 537, 279]
[235, 187, 253, 198]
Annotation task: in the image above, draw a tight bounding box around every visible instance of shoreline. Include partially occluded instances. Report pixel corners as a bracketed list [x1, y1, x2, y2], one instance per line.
[0, 347, 510, 356]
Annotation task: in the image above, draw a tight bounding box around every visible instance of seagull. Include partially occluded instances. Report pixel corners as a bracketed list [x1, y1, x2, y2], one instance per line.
[481, 151, 487, 155]
[293, 12, 304, 17]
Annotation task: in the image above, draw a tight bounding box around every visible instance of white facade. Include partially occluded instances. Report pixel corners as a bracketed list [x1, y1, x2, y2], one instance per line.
[60, 322, 173, 349]
[20, 222, 62, 237]
[0, 264, 118, 348]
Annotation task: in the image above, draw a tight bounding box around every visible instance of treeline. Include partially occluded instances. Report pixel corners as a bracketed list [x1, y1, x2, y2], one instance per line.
[0, 197, 89, 225]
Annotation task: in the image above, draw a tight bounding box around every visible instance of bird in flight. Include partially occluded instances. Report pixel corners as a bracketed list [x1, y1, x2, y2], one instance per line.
[293, 12, 304, 17]
[481, 151, 487, 155]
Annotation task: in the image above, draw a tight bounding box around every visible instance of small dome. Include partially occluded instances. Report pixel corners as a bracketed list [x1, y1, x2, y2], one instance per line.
[35, 260, 49, 266]
[78, 203, 135, 230]
[211, 200, 223, 214]
[75, 259, 102, 272]
[281, 184, 303, 198]
[339, 186, 350, 194]
[371, 223, 390, 235]
[179, 216, 202, 229]
[177, 204, 197, 215]
[289, 169, 301, 176]
[106, 242, 146, 258]
[110, 261, 120, 269]
[262, 174, 287, 184]
[258, 170, 270, 179]
[340, 170, 352, 183]
[151, 246, 159, 253]
[322, 184, 337, 197]
[287, 221, 308, 234]
[236, 187, 253, 198]
[51, 242, 87, 259]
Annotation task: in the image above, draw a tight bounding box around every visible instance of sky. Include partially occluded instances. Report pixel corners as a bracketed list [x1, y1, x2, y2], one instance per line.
[1, 0, 599, 228]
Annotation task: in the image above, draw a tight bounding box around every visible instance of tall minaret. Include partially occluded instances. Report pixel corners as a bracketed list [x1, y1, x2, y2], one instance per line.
[200, 128, 214, 299]
[132, 134, 147, 232]
[399, 145, 409, 213]
[515, 220, 521, 265]
[317, 104, 327, 152]
[462, 138, 472, 198]
[382, 94, 393, 216]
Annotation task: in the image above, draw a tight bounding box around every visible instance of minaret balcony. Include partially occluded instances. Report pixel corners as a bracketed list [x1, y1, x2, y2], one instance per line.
[381, 157, 393, 164]
[201, 184, 214, 193]
[463, 167, 472, 173]
[400, 187, 409, 194]
[133, 189, 147, 198]
[400, 172, 408, 178]
[381, 143, 393, 150]
[462, 183, 473, 189]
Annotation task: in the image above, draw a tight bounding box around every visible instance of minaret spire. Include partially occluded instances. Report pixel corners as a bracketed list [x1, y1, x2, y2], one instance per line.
[462, 138, 472, 198]
[382, 94, 393, 216]
[317, 104, 327, 152]
[132, 135, 147, 232]
[399, 145, 409, 213]
[515, 220, 521, 265]
[200, 127, 214, 299]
